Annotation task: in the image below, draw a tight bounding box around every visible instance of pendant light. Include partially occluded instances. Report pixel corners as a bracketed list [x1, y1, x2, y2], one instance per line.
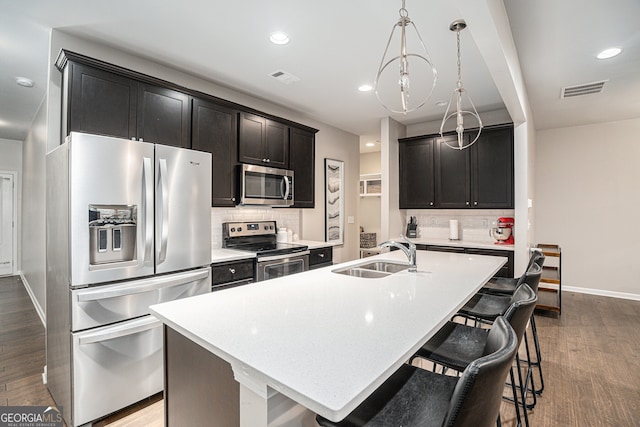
[440, 19, 482, 150]
[374, 0, 437, 114]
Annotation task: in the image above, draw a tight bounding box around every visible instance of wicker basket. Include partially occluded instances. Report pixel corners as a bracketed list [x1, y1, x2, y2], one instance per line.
[359, 233, 377, 248]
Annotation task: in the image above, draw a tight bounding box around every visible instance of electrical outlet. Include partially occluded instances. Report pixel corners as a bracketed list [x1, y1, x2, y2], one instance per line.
[347, 216, 355, 224]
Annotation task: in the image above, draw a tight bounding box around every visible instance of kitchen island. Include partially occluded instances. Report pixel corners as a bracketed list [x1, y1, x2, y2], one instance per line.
[150, 249, 506, 426]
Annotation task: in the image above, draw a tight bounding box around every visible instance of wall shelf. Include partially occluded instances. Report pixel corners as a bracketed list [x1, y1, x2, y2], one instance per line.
[360, 173, 381, 197]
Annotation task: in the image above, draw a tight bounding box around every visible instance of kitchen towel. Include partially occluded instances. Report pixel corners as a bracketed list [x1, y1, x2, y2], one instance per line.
[449, 220, 459, 240]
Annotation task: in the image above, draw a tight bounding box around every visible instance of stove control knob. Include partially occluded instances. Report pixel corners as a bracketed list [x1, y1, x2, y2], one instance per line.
[230, 227, 236, 232]
[269, 225, 274, 230]
[237, 227, 243, 232]
[264, 225, 268, 230]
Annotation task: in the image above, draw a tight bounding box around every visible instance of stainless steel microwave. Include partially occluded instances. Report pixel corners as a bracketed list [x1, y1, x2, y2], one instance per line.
[239, 164, 294, 206]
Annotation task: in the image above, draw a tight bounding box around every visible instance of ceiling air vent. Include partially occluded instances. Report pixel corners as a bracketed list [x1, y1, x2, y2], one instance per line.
[561, 80, 607, 98]
[269, 69, 300, 85]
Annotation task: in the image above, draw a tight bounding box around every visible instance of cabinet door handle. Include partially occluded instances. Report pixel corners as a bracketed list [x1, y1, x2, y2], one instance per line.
[262, 158, 267, 162]
[466, 201, 470, 206]
[229, 268, 236, 274]
[319, 253, 325, 258]
[474, 201, 478, 206]
[266, 159, 270, 163]
[430, 201, 434, 206]
[231, 197, 236, 202]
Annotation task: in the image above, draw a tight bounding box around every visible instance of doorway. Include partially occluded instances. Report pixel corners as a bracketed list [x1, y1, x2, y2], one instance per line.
[0, 172, 16, 276]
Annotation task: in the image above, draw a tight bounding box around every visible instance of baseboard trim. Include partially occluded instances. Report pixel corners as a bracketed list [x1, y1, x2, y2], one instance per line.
[19, 271, 46, 327]
[564, 285, 640, 301]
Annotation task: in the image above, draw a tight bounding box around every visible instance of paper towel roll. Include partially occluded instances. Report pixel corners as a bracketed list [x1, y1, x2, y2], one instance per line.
[449, 220, 459, 240]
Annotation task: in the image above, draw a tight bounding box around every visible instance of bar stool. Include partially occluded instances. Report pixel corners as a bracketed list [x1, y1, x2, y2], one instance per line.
[411, 284, 537, 427]
[480, 260, 546, 397]
[456, 265, 543, 409]
[481, 250, 544, 295]
[316, 317, 518, 427]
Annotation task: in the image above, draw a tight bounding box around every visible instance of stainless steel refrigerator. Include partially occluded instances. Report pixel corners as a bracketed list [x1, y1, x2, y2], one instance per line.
[46, 132, 212, 426]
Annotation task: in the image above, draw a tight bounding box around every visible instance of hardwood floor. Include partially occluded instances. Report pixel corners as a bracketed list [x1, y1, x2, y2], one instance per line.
[2, 275, 639, 426]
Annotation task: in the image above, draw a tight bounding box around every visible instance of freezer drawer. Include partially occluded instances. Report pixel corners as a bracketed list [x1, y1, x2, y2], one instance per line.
[72, 316, 162, 426]
[72, 267, 210, 331]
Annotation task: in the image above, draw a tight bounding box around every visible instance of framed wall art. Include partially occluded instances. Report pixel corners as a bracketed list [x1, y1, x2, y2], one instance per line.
[324, 158, 344, 245]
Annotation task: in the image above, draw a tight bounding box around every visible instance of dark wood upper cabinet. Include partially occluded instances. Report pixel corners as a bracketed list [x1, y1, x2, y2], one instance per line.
[399, 124, 514, 209]
[191, 97, 238, 207]
[289, 127, 315, 208]
[471, 127, 514, 208]
[399, 137, 436, 209]
[136, 83, 191, 148]
[65, 62, 137, 139]
[61, 57, 191, 148]
[435, 135, 471, 209]
[56, 50, 318, 206]
[238, 112, 289, 169]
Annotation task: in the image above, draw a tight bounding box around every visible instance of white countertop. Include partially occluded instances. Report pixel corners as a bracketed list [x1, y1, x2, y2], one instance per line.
[405, 237, 514, 251]
[210, 248, 256, 263]
[211, 240, 333, 263]
[151, 249, 506, 422]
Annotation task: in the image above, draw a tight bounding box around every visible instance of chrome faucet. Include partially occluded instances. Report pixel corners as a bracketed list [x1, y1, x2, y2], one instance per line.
[379, 235, 417, 272]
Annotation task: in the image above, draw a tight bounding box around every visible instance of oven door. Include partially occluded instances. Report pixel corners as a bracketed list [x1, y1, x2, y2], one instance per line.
[256, 252, 309, 281]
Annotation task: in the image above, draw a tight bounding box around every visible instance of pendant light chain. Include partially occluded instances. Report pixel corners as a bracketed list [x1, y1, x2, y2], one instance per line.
[456, 30, 462, 91]
[439, 19, 483, 150]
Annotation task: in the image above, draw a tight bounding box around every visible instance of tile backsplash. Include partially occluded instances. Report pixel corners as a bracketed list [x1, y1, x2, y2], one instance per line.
[211, 207, 301, 248]
[404, 209, 515, 243]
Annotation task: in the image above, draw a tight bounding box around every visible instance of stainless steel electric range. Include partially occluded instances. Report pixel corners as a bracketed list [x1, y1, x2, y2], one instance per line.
[222, 221, 309, 281]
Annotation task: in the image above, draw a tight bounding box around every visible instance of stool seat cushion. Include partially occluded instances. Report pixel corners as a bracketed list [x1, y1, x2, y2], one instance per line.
[459, 293, 511, 320]
[414, 321, 488, 371]
[317, 364, 457, 427]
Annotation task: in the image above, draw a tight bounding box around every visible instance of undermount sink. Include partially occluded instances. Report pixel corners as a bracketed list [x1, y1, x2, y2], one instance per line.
[332, 261, 409, 278]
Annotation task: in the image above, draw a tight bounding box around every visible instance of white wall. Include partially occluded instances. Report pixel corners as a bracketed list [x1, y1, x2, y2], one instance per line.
[0, 138, 22, 274]
[536, 118, 640, 298]
[302, 125, 360, 263]
[358, 152, 381, 240]
[380, 117, 406, 241]
[20, 98, 47, 320]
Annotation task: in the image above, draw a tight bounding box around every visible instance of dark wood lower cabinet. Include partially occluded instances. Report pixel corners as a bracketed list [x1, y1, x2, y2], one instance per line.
[309, 246, 333, 269]
[415, 244, 514, 277]
[164, 326, 239, 426]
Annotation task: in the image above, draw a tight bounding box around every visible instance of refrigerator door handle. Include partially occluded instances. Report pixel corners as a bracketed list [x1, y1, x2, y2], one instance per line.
[143, 157, 154, 264]
[158, 158, 169, 264]
[78, 317, 162, 345]
[75, 268, 210, 302]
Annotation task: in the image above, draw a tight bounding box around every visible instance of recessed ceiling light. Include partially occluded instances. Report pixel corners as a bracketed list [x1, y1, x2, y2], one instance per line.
[358, 84, 373, 92]
[435, 101, 447, 107]
[597, 47, 622, 59]
[269, 32, 290, 45]
[15, 77, 34, 87]
[365, 142, 375, 147]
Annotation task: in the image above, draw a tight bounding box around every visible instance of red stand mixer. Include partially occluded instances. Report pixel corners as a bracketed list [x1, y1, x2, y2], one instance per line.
[490, 217, 514, 245]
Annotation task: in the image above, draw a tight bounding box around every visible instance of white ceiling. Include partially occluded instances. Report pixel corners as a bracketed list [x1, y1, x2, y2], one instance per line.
[1, 0, 638, 150]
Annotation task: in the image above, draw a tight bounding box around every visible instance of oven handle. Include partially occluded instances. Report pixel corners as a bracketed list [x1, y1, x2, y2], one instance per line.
[257, 250, 309, 263]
